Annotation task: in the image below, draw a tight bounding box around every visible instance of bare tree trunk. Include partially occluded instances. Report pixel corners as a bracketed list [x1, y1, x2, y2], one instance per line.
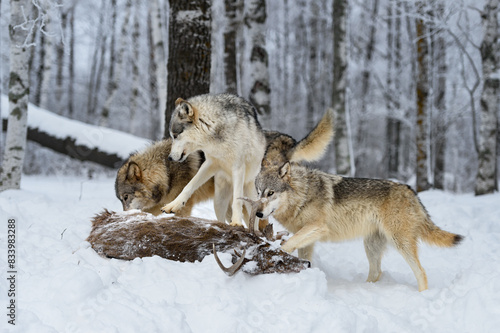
[129, 3, 140, 133]
[55, 8, 68, 112]
[86, 1, 107, 116]
[243, 0, 271, 125]
[432, 2, 447, 190]
[475, 0, 499, 195]
[355, 0, 379, 176]
[1, 0, 31, 191]
[165, 0, 212, 137]
[102, 0, 132, 127]
[39, 14, 54, 110]
[223, 0, 240, 94]
[33, 29, 45, 106]
[415, 1, 431, 192]
[332, 0, 351, 176]
[0, 0, 3, 159]
[68, 6, 75, 115]
[149, 0, 167, 138]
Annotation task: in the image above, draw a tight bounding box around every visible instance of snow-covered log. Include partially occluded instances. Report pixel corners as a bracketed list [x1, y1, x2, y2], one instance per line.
[1, 96, 149, 168]
[88, 210, 310, 275]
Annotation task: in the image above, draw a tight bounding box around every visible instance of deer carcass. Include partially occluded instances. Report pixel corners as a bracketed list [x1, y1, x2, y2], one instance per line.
[87, 210, 310, 275]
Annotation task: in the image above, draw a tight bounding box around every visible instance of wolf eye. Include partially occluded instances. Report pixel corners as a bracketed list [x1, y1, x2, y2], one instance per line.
[123, 194, 129, 201]
[267, 190, 274, 197]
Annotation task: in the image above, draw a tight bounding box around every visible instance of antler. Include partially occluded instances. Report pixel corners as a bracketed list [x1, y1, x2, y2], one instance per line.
[239, 197, 266, 234]
[212, 244, 246, 276]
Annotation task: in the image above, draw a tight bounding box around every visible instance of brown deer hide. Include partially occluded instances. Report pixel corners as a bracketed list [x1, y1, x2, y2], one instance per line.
[87, 210, 310, 275]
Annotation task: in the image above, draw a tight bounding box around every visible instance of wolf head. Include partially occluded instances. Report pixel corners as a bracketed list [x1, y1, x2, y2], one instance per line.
[115, 160, 166, 212]
[168, 98, 200, 162]
[255, 162, 293, 219]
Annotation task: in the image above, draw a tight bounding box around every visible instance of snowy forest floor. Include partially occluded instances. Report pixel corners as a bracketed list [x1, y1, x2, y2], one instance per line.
[1, 175, 499, 332]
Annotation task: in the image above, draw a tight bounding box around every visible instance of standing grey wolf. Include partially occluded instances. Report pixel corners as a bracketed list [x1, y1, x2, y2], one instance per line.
[115, 140, 214, 216]
[254, 162, 463, 291]
[162, 93, 334, 230]
[162, 93, 266, 228]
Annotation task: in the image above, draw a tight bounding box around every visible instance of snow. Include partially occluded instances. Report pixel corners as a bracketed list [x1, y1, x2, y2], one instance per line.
[1, 95, 150, 159]
[1, 175, 500, 332]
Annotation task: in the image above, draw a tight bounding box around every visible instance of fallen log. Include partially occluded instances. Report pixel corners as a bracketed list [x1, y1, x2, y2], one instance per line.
[88, 210, 310, 275]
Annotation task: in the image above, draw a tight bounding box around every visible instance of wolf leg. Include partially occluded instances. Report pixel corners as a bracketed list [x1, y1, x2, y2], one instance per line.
[364, 230, 387, 283]
[229, 165, 246, 227]
[297, 244, 315, 261]
[281, 223, 326, 258]
[214, 174, 232, 223]
[162, 159, 217, 214]
[392, 237, 428, 291]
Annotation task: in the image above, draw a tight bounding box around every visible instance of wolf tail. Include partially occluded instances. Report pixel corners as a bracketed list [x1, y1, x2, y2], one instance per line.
[289, 108, 334, 163]
[421, 214, 463, 247]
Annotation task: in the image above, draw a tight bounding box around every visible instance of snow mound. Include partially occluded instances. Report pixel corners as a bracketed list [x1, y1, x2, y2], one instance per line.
[1, 176, 499, 332]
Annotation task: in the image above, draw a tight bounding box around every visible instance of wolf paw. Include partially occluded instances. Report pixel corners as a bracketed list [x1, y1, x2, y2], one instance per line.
[161, 199, 185, 215]
[281, 242, 295, 254]
[229, 220, 244, 227]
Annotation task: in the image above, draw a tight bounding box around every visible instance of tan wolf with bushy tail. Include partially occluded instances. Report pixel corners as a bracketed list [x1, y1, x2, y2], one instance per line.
[162, 93, 334, 229]
[254, 161, 463, 291]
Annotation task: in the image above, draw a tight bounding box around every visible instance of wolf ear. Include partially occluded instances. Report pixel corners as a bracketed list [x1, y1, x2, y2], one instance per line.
[175, 98, 198, 122]
[126, 162, 142, 182]
[279, 162, 291, 179]
[261, 157, 271, 169]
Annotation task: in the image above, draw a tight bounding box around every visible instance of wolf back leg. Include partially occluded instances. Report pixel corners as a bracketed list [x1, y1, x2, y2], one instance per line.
[298, 244, 315, 261]
[392, 236, 428, 291]
[364, 230, 387, 283]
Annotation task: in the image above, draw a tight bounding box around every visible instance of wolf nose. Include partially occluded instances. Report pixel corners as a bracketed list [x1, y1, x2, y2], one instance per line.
[256, 212, 264, 218]
[168, 155, 173, 161]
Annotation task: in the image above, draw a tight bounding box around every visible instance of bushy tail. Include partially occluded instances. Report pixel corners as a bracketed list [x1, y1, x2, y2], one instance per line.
[421, 220, 463, 247]
[289, 108, 334, 162]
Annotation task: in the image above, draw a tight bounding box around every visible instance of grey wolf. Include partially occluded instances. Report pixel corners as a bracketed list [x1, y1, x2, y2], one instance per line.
[115, 139, 214, 216]
[88, 210, 310, 275]
[162, 93, 266, 228]
[254, 162, 463, 291]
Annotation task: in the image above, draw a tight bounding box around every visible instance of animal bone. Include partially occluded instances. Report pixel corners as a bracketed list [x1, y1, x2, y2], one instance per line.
[88, 210, 309, 275]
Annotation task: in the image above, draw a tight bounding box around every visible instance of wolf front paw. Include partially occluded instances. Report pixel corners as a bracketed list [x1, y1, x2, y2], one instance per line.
[229, 220, 244, 227]
[161, 199, 185, 215]
[280, 242, 295, 254]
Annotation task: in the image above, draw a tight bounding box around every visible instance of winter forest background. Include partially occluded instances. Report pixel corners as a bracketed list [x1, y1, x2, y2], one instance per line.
[0, 0, 499, 194]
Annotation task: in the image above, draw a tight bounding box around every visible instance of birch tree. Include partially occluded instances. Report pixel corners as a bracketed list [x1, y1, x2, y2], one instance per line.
[68, 6, 75, 115]
[38, 9, 54, 110]
[355, 0, 379, 175]
[149, 0, 167, 137]
[431, 1, 447, 190]
[224, 0, 239, 94]
[415, 1, 431, 192]
[0, 0, 31, 191]
[475, 0, 499, 195]
[165, 0, 211, 136]
[243, 0, 271, 125]
[129, 3, 140, 133]
[102, 0, 132, 127]
[332, 0, 352, 176]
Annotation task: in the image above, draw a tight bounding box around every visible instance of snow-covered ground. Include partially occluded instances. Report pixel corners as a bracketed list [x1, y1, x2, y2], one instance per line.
[1, 175, 499, 332]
